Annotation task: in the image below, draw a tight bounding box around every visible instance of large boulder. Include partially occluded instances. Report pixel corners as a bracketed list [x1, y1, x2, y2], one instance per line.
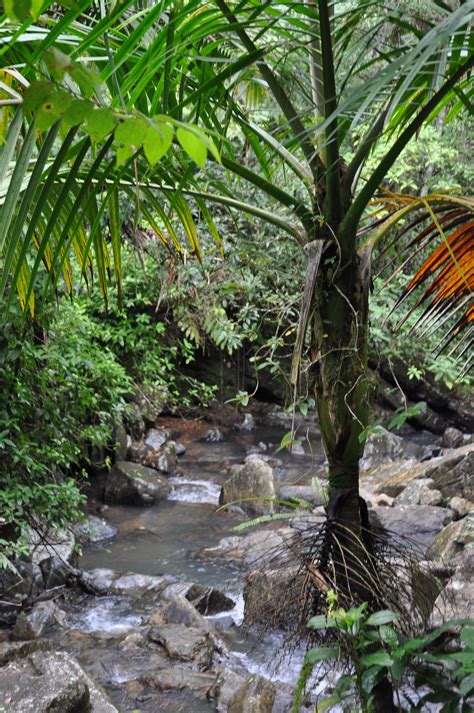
[227, 674, 276, 713]
[243, 565, 306, 630]
[128, 383, 168, 426]
[113, 422, 129, 461]
[80, 568, 173, 597]
[12, 601, 66, 641]
[0, 650, 117, 712]
[430, 548, 474, 627]
[198, 529, 286, 569]
[123, 402, 145, 441]
[104, 461, 171, 505]
[72, 516, 117, 544]
[219, 459, 275, 516]
[143, 441, 178, 474]
[370, 505, 454, 553]
[210, 668, 247, 711]
[395, 478, 442, 506]
[426, 517, 473, 562]
[28, 526, 76, 566]
[148, 623, 214, 670]
[140, 665, 216, 696]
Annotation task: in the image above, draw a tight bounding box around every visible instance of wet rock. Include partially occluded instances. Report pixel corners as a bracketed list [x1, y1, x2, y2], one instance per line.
[148, 623, 214, 670]
[176, 442, 186, 456]
[290, 442, 306, 456]
[152, 594, 215, 636]
[449, 496, 473, 518]
[210, 668, 246, 711]
[12, 601, 66, 640]
[395, 478, 442, 506]
[0, 650, 117, 712]
[278, 485, 322, 506]
[204, 427, 224, 443]
[0, 640, 54, 666]
[0, 561, 44, 603]
[244, 565, 305, 630]
[144, 441, 177, 474]
[371, 493, 394, 507]
[28, 525, 76, 565]
[104, 461, 171, 505]
[442, 426, 465, 449]
[80, 568, 172, 597]
[114, 422, 129, 461]
[361, 429, 410, 470]
[129, 440, 148, 463]
[430, 548, 474, 627]
[227, 673, 276, 713]
[144, 428, 168, 450]
[235, 413, 255, 431]
[141, 665, 216, 696]
[185, 583, 235, 616]
[124, 402, 146, 441]
[370, 505, 454, 553]
[220, 458, 275, 516]
[426, 518, 472, 562]
[72, 516, 118, 544]
[199, 529, 285, 569]
[130, 383, 168, 425]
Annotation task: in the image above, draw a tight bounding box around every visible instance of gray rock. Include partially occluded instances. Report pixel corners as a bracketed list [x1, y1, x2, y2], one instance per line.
[13, 601, 66, 640]
[153, 594, 214, 633]
[430, 548, 474, 627]
[370, 505, 454, 553]
[0, 640, 54, 666]
[0, 650, 117, 712]
[449, 496, 473, 518]
[220, 458, 275, 516]
[426, 517, 473, 561]
[28, 526, 76, 565]
[176, 442, 186, 456]
[244, 565, 305, 630]
[80, 568, 172, 596]
[104, 461, 171, 505]
[148, 623, 214, 669]
[145, 441, 177, 474]
[72, 516, 117, 544]
[227, 674, 276, 713]
[140, 665, 216, 696]
[199, 529, 285, 569]
[204, 428, 224, 443]
[235, 413, 255, 431]
[144, 428, 168, 450]
[186, 583, 235, 616]
[278, 485, 322, 506]
[130, 383, 168, 425]
[123, 401, 146, 440]
[0, 561, 43, 603]
[114, 422, 129, 461]
[210, 668, 246, 711]
[361, 429, 409, 470]
[129, 440, 148, 463]
[442, 426, 465, 449]
[395, 478, 442, 506]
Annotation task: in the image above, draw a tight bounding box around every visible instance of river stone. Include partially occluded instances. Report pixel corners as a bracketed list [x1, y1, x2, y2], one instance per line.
[104, 461, 171, 505]
[449, 496, 473, 518]
[426, 518, 473, 562]
[13, 601, 66, 640]
[124, 401, 146, 440]
[204, 427, 225, 443]
[430, 548, 474, 627]
[80, 568, 173, 596]
[0, 640, 54, 666]
[72, 516, 118, 544]
[0, 560, 44, 602]
[144, 427, 168, 450]
[220, 458, 275, 516]
[0, 650, 117, 712]
[278, 485, 322, 506]
[227, 673, 276, 713]
[185, 583, 235, 615]
[360, 429, 407, 470]
[395, 478, 442, 506]
[199, 529, 285, 569]
[141, 665, 216, 696]
[114, 422, 129, 461]
[148, 623, 214, 669]
[442, 426, 465, 449]
[369, 505, 454, 553]
[144, 441, 178, 474]
[243, 565, 306, 630]
[235, 413, 255, 431]
[130, 383, 168, 425]
[152, 594, 215, 635]
[28, 526, 76, 565]
[210, 668, 247, 711]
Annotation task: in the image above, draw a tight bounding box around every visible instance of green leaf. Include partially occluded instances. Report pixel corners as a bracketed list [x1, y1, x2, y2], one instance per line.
[459, 673, 474, 697]
[361, 665, 385, 694]
[177, 126, 207, 168]
[62, 100, 94, 130]
[461, 627, 474, 650]
[87, 109, 116, 143]
[44, 48, 72, 82]
[360, 651, 393, 668]
[70, 65, 96, 99]
[366, 610, 400, 626]
[306, 646, 339, 663]
[5, 0, 31, 22]
[23, 82, 55, 116]
[114, 117, 149, 166]
[144, 122, 174, 165]
[35, 91, 72, 131]
[307, 615, 332, 630]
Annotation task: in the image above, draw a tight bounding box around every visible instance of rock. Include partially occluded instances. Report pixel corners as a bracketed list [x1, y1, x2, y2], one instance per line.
[371, 493, 394, 507]
[361, 429, 409, 470]
[442, 426, 465, 449]
[210, 668, 246, 711]
[80, 568, 172, 596]
[0, 650, 117, 712]
[395, 478, 442, 506]
[104, 461, 171, 505]
[235, 413, 255, 431]
[244, 565, 306, 630]
[227, 674, 276, 713]
[204, 428, 224, 443]
[0, 561, 44, 603]
[144, 428, 168, 450]
[153, 594, 214, 633]
[144, 441, 177, 474]
[370, 505, 454, 553]
[220, 459, 275, 516]
[114, 422, 129, 461]
[426, 518, 473, 561]
[141, 665, 216, 696]
[374, 444, 474, 501]
[130, 383, 168, 425]
[176, 442, 186, 456]
[0, 640, 54, 666]
[123, 401, 146, 441]
[199, 529, 285, 569]
[28, 526, 76, 565]
[129, 440, 148, 463]
[449, 496, 473, 518]
[148, 624, 214, 669]
[12, 601, 66, 640]
[278, 485, 322, 506]
[290, 442, 306, 456]
[185, 583, 235, 616]
[72, 516, 117, 544]
[430, 548, 474, 627]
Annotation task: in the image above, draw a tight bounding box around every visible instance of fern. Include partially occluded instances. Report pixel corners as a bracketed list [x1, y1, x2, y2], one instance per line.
[232, 512, 299, 532]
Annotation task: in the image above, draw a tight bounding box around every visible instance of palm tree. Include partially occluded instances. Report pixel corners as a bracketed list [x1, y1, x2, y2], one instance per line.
[1, 0, 473, 601]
